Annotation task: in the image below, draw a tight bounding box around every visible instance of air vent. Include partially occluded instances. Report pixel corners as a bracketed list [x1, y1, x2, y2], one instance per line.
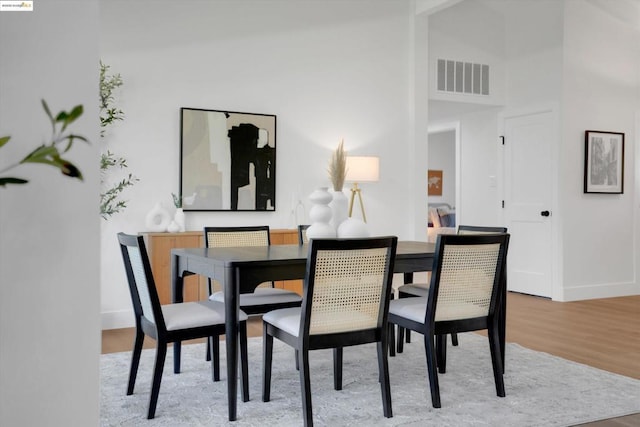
[437, 59, 489, 95]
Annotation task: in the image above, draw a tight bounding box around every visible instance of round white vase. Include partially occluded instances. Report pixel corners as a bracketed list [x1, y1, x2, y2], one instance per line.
[167, 220, 180, 233]
[174, 208, 185, 232]
[329, 189, 348, 231]
[145, 202, 171, 232]
[337, 217, 370, 238]
[306, 187, 336, 239]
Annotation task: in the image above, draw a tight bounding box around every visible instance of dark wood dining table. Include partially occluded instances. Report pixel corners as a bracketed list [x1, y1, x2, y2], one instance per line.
[170, 240, 506, 421]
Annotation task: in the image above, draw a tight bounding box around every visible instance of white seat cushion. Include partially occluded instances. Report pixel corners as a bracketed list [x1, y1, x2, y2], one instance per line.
[210, 287, 302, 307]
[263, 306, 377, 336]
[397, 283, 429, 297]
[389, 296, 484, 323]
[161, 300, 248, 331]
[389, 297, 428, 324]
[263, 307, 302, 337]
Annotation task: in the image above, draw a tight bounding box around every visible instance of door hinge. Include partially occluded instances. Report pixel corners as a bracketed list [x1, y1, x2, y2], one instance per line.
[499, 136, 505, 145]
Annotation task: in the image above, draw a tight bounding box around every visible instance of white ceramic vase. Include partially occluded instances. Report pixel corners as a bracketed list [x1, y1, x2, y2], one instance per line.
[167, 220, 180, 233]
[174, 208, 185, 232]
[337, 217, 370, 238]
[145, 202, 171, 232]
[329, 189, 348, 231]
[306, 187, 336, 239]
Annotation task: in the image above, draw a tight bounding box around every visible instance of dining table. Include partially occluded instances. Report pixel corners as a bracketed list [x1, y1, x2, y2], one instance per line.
[170, 240, 506, 421]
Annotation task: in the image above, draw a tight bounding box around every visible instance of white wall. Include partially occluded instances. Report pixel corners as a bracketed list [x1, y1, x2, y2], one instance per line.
[561, 0, 639, 300]
[501, 0, 564, 108]
[427, 0, 506, 106]
[0, 1, 100, 425]
[426, 0, 507, 228]
[99, 0, 417, 328]
[428, 0, 640, 300]
[457, 107, 503, 226]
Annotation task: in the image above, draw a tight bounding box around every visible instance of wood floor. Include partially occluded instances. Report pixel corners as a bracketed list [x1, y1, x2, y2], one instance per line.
[102, 292, 640, 426]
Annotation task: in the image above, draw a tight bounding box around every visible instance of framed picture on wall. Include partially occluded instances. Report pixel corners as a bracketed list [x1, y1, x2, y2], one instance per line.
[180, 107, 276, 211]
[584, 130, 624, 194]
[427, 169, 443, 196]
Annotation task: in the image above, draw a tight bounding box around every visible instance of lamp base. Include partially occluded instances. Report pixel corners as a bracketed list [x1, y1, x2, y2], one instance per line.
[348, 183, 367, 223]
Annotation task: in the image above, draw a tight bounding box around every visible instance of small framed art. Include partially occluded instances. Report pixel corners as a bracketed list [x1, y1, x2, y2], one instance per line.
[427, 170, 443, 196]
[584, 130, 624, 194]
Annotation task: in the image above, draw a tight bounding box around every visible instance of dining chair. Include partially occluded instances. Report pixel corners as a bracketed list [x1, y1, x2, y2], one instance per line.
[205, 226, 303, 312]
[388, 233, 510, 408]
[262, 236, 398, 427]
[204, 226, 302, 360]
[297, 224, 310, 245]
[117, 232, 249, 419]
[396, 225, 508, 352]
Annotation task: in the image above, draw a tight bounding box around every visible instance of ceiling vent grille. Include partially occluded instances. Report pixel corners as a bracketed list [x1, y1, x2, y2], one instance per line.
[437, 59, 489, 95]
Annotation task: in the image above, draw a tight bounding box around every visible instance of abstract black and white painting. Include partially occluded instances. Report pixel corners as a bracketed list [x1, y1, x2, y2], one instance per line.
[180, 108, 276, 211]
[584, 130, 624, 194]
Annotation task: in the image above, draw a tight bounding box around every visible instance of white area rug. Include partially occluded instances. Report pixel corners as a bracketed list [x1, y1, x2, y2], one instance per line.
[100, 333, 640, 426]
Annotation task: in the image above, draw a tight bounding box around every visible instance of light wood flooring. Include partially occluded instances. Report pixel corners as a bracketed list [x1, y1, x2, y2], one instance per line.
[102, 292, 640, 426]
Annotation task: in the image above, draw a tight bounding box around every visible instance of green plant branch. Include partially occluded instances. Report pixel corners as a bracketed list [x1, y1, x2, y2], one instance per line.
[172, 192, 182, 208]
[0, 100, 88, 187]
[100, 61, 138, 219]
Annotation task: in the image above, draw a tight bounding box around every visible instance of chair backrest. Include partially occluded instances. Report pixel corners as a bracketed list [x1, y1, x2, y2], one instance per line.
[297, 224, 310, 245]
[427, 233, 510, 324]
[204, 226, 270, 248]
[117, 232, 165, 331]
[301, 237, 398, 336]
[457, 225, 507, 234]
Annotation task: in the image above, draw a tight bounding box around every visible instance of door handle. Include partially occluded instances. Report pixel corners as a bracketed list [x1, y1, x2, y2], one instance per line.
[540, 210, 550, 217]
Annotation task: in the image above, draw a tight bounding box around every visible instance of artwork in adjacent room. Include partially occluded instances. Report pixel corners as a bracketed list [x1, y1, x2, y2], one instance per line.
[180, 108, 276, 211]
[427, 169, 443, 196]
[584, 130, 624, 194]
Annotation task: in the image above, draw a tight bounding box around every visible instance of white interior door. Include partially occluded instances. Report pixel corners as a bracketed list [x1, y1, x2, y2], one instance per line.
[503, 110, 554, 298]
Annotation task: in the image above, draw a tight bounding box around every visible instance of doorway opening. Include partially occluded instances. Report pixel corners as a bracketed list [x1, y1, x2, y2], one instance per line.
[427, 122, 460, 242]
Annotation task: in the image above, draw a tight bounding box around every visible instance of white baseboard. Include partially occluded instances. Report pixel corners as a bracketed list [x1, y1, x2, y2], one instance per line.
[560, 281, 640, 302]
[102, 310, 134, 330]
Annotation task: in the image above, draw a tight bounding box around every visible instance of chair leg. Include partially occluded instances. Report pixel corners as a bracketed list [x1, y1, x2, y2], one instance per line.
[148, 341, 167, 419]
[205, 338, 212, 361]
[239, 321, 250, 402]
[205, 279, 220, 364]
[295, 349, 300, 371]
[211, 336, 220, 382]
[173, 340, 181, 374]
[388, 324, 396, 357]
[451, 333, 459, 346]
[397, 326, 405, 353]
[406, 329, 411, 343]
[488, 323, 506, 398]
[127, 327, 144, 395]
[333, 347, 343, 390]
[436, 334, 447, 374]
[424, 333, 441, 408]
[298, 348, 313, 427]
[262, 326, 273, 402]
[376, 340, 393, 418]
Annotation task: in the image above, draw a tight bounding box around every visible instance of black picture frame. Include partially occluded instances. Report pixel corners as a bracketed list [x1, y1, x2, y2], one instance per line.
[180, 107, 276, 211]
[584, 130, 624, 194]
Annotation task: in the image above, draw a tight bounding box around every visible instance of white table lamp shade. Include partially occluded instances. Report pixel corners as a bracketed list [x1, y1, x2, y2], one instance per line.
[343, 156, 379, 226]
[345, 156, 379, 183]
